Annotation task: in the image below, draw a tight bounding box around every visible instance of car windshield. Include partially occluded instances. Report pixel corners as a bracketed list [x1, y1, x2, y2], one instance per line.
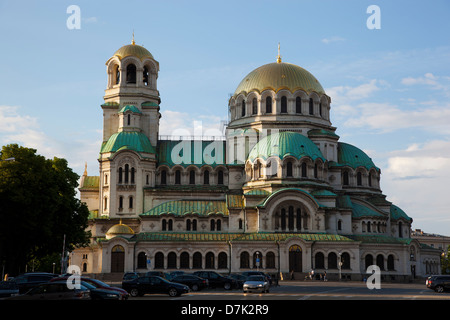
[247, 276, 264, 281]
[88, 279, 110, 287]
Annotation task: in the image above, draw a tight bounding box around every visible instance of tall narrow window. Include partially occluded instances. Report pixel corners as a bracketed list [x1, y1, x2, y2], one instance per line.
[192, 219, 197, 231]
[288, 206, 294, 230]
[319, 102, 323, 116]
[266, 96, 272, 114]
[357, 172, 362, 186]
[281, 96, 287, 113]
[343, 171, 349, 186]
[118, 167, 123, 184]
[217, 170, 224, 185]
[252, 98, 257, 115]
[314, 163, 318, 178]
[281, 208, 286, 230]
[241, 100, 246, 117]
[129, 196, 133, 209]
[286, 161, 293, 177]
[115, 66, 120, 85]
[203, 170, 209, 185]
[161, 170, 167, 185]
[126, 64, 136, 84]
[210, 219, 215, 231]
[127, 114, 131, 126]
[175, 170, 181, 185]
[309, 98, 314, 115]
[186, 219, 191, 231]
[216, 219, 221, 231]
[296, 96, 302, 113]
[301, 162, 307, 177]
[124, 164, 129, 184]
[296, 208, 302, 230]
[189, 170, 195, 185]
[119, 196, 123, 209]
[131, 167, 135, 184]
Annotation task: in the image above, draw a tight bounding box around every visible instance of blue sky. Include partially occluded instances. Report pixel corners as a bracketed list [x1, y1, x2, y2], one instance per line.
[1, 0, 450, 235]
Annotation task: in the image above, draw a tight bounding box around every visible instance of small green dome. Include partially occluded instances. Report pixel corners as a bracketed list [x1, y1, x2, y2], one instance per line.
[247, 131, 326, 163]
[337, 142, 379, 171]
[101, 131, 155, 154]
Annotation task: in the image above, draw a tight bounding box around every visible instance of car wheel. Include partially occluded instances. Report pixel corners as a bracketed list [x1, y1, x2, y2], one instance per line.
[168, 288, 179, 297]
[192, 284, 199, 292]
[130, 288, 139, 297]
[435, 285, 444, 293]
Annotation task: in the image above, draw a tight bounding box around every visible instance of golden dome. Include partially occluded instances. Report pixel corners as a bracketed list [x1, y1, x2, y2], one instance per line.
[106, 220, 135, 239]
[234, 62, 325, 97]
[113, 44, 154, 61]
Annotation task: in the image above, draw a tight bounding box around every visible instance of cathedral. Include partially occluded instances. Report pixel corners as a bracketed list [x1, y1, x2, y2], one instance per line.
[72, 39, 441, 281]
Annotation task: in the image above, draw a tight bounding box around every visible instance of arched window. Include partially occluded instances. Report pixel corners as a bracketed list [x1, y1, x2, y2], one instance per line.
[281, 208, 286, 230]
[168, 252, 177, 269]
[137, 252, 147, 269]
[252, 98, 257, 114]
[343, 171, 349, 186]
[240, 252, 250, 269]
[193, 252, 202, 269]
[239, 219, 243, 230]
[155, 252, 164, 269]
[368, 173, 372, 187]
[189, 170, 195, 185]
[309, 98, 314, 115]
[288, 206, 294, 230]
[217, 170, 224, 185]
[387, 255, 395, 271]
[301, 162, 307, 178]
[315, 252, 325, 269]
[192, 219, 197, 231]
[218, 252, 227, 269]
[296, 96, 302, 113]
[357, 171, 362, 186]
[202, 170, 209, 185]
[328, 252, 338, 269]
[266, 96, 272, 114]
[180, 252, 190, 269]
[162, 219, 167, 231]
[266, 252, 275, 269]
[186, 219, 191, 231]
[376, 254, 384, 270]
[296, 208, 302, 230]
[319, 102, 322, 116]
[216, 219, 221, 231]
[399, 222, 403, 238]
[365, 254, 373, 270]
[205, 252, 215, 269]
[161, 170, 167, 185]
[241, 100, 246, 117]
[126, 64, 137, 84]
[341, 252, 351, 269]
[210, 219, 215, 231]
[127, 114, 131, 126]
[175, 169, 181, 185]
[281, 96, 287, 113]
[124, 164, 129, 183]
[338, 219, 342, 231]
[143, 66, 149, 86]
[115, 65, 120, 85]
[286, 161, 293, 177]
[118, 167, 123, 184]
[131, 167, 135, 184]
[168, 219, 173, 231]
[314, 163, 318, 178]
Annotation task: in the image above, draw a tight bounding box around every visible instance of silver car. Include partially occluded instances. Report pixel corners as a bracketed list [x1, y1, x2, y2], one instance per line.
[243, 275, 270, 293]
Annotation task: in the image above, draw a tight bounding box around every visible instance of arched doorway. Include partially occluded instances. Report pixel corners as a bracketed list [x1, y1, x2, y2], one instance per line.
[289, 245, 302, 272]
[111, 245, 125, 272]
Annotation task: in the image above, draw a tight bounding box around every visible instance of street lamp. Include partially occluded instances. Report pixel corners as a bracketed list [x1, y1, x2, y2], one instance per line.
[256, 251, 261, 272]
[338, 252, 343, 281]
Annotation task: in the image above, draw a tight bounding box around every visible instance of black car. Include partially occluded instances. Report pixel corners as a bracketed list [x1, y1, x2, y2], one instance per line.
[12, 272, 59, 294]
[426, 275, 450, 293]
[0, 281, 19, 298]
[171, 274, 208, 291]
[6, 281, 90, 300]
[229, 274, 248, 288]
[122, 276, 189, 297]
[193, 271, 237, 290]
[123, 272, 140, 281]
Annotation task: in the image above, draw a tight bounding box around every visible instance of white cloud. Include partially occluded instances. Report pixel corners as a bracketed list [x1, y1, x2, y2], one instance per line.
[321, 36, 345, 44]
[401, 73, 450, 96]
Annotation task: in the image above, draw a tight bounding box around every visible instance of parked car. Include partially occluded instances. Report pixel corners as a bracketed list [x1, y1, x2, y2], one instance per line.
[6, 281, 90, 300]
[241, 271, 272, 285]
[229, 274, 248, 288]
[122, 276, 189, 297]
[171, 274, 208, 291]
[123, 272, 140, 281]
[426, 275, 450, 293]
[12, 272, 59, 294]
[0, 281, 19, 298]
[51, 276, 129, 300]
[193, 271, 237, 290]
[145, 271, 169, 279]
[243, 275, 270, 293]
[78, 281, 123, 300]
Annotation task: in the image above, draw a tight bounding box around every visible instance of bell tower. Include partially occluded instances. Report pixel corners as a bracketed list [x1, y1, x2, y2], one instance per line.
[98, 37, 160, 219]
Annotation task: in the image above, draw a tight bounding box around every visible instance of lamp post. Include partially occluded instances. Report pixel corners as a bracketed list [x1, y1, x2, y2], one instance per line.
[338, 252, 343, 281]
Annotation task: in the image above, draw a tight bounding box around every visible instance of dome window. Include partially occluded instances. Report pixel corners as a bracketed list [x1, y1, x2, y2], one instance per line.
[309, 98, 314, 115]
[143, 66, 149, 86]
[252, 98, 258, 115]
[266, 97, 272, 114]
[241, 100, 246, 117]
[296, 97, 302, 113]
[281, 96, 287, 113]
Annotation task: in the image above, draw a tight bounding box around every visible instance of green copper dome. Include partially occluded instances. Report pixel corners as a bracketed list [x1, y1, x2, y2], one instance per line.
[234, 62, 325, 97]
[247, 131, 326, 162]
[337, 142, 379, 171]
[101, 131, 155, 154]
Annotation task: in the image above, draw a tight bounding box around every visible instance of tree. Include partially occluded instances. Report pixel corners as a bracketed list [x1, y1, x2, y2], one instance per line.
[0, 144, 90, 276]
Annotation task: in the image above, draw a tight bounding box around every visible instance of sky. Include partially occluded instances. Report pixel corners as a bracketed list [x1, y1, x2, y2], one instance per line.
[0, 0, 449, 235]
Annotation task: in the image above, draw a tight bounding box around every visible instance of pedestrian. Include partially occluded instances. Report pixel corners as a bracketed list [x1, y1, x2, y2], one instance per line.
[323, 271, 327, 281]
[290, 270, 295, 280]
[310, 269, 315, 280]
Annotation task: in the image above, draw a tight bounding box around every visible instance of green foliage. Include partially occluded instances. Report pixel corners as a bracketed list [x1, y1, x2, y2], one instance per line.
[0, 144, 91, 276]
[441, 245, 450, 274]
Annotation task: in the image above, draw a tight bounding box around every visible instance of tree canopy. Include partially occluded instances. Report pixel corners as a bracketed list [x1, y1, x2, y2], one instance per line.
[0, 144, 90, 276]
